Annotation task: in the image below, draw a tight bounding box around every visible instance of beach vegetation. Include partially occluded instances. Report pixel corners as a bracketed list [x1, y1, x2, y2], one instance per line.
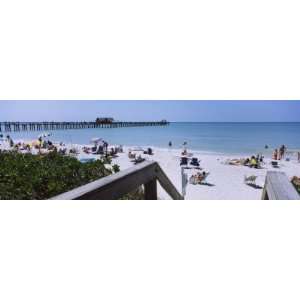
[0, 151, 139, 200]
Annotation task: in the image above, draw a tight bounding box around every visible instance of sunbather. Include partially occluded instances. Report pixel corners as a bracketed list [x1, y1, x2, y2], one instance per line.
[189, 171, 209, 185]
[128, 151, 136, 159]
[225, 158, 245, 166]
[250, 156, 259, 168]
[134, 155, 145, 164]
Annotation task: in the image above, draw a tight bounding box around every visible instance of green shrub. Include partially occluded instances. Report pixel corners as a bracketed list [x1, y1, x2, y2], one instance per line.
[0, 151, 115, 199]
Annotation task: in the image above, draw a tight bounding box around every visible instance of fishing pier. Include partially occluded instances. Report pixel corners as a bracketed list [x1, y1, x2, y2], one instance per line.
[0, 120, 169, 132]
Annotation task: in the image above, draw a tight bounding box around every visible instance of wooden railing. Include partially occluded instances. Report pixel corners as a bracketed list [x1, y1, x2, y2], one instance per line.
[50, 161, 183, 200]
[262, 171, 300, 200]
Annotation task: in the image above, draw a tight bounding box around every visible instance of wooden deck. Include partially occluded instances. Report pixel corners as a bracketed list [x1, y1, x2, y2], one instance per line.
[50, 161, 183, 200]
[262, 171, 300, 200]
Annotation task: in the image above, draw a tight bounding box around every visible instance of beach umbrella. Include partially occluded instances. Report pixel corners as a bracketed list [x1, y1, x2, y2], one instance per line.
[90, 137, 103, 144]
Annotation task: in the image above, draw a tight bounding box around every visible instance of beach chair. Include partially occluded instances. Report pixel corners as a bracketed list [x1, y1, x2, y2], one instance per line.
[134, 156, 146, 164]
[271, 161, 279, 168]
[189, 172, 210, 185]
[128, 152, 136, 159]
[244, 175, 257, 185]
[190, 157, 200, 167]
[180, 156, 188, 166]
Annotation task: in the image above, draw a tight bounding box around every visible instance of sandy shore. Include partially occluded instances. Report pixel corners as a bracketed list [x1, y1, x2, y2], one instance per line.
[1, 139, 299, 200]
[107, 146, 300, 200]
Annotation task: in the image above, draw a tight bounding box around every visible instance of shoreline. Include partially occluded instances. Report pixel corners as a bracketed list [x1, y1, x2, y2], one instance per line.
[1, 140, 299, 200]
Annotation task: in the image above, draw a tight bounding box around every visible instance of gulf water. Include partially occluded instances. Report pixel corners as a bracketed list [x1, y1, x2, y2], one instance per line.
[6, 122, 300, 156]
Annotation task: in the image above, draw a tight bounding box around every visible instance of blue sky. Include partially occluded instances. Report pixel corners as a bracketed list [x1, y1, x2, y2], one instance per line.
[0, 100, 299, 122]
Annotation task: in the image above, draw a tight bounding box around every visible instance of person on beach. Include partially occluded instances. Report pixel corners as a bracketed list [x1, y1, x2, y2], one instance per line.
[250, 156, 258, 168]
[168, 141, 172, 148]
[103, 141, 108, 156]
[279, 145, 286, 160]
[272, 149, 278, 160]
[6, 135, 14, 148]
[298, 151, 300, 163]
[182, 141, 188, 154]
[38, 136, 43, 153]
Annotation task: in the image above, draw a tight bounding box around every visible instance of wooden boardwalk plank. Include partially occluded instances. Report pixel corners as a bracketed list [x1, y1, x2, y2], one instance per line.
[50, 161, 183, 200]
[262, 171, 300, 200]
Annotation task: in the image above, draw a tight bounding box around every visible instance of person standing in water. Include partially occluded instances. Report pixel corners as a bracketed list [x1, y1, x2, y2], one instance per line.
[168, 141, 172, 148]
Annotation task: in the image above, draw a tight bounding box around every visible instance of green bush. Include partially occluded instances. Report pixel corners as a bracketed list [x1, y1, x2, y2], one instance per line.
[0, 151, 115, 199]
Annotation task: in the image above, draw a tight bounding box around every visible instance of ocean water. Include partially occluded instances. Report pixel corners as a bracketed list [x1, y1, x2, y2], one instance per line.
[5, 122, 300, 156]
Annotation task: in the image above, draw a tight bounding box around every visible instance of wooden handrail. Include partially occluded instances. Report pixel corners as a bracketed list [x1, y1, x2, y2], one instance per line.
[50, 161, 183, 200]
[262, 171, 300, 200]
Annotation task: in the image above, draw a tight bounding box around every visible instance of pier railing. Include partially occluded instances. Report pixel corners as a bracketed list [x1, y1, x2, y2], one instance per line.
[262, 171, 300, 200]
[0, 120, 169, 132]
[50, 161, 183, 200]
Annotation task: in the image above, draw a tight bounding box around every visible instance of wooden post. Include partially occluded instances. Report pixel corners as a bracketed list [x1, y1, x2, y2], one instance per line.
[144, 179, 158, 200]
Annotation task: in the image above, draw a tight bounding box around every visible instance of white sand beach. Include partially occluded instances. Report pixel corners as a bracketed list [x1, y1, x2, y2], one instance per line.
[108, 146, 300, 200]
[1, 138, 299, 200]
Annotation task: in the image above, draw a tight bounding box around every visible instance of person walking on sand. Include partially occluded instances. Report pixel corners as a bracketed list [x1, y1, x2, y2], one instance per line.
[279, 144, 286, 160]
[272, 149, 278, 160]
[6, 135, 14, 148]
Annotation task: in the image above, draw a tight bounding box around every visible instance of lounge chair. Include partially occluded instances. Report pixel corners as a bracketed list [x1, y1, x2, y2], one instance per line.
[190, 157, 200, 167]
[180, 156, 188, 166]
[128, 152, 136, 159]
[133, 156, 145, 164]
[244, 175, 257, 185]
[271, 161, 279, 168]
